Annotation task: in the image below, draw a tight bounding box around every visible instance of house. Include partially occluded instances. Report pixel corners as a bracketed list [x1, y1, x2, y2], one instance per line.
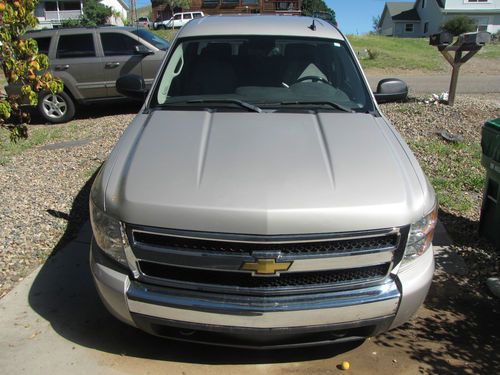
[378, 0, 500, 37]
[151, 0, 302, 22]
[35, 0, 84, 27]
[34, 0, 129, 27]
[100, 0, 130, 25]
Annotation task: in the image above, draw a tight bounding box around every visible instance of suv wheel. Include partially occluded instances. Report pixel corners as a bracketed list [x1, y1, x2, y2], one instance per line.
[38, 91, 75, 124]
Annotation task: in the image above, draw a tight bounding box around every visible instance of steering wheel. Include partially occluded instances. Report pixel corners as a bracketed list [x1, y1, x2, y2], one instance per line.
[292, 75, 332, 86]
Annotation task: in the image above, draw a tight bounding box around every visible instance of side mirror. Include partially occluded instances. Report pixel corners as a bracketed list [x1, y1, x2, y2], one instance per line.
[374, 78, 408, 103]
[116, 74, 148, 100]
[134, 44, 153, 55]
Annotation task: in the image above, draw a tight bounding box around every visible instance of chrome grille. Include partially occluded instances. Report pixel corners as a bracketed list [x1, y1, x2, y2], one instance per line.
[139, 261, 390, 289]
[132, 231, 399, 256]
[126, 225, 407, 296]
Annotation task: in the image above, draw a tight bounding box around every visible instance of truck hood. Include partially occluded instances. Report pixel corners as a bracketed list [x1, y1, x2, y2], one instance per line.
[104, 110, 427, 234]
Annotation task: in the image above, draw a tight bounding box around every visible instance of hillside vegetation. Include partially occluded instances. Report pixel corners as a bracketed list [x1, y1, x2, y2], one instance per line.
[348, 34, 500, 72]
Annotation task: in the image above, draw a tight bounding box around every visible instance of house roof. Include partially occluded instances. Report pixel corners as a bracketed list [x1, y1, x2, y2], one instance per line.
[386, 2, 421, 21]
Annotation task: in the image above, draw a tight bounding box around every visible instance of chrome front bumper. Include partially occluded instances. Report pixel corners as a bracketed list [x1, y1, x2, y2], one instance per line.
[90, 241, 434, 346]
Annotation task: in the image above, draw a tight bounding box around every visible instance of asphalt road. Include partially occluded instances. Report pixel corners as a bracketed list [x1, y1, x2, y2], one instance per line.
[367, 74, 500, 94]
[0, 222, 459, 375]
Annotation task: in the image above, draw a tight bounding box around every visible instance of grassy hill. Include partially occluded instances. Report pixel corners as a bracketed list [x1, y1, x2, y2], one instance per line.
[347, 34, 500, 72]
[135, 4, 152, 19]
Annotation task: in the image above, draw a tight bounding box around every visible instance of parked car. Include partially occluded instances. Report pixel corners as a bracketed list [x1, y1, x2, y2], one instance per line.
[134, 17, 152, 29]
[152, 17, 165, 30]
[9, 27, 169, 123]
[90, 15, 436, 348]
[160, 11, 204, 29]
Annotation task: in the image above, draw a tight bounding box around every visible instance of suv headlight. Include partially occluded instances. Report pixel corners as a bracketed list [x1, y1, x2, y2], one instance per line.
[89, 199, 128, 267]
[402, 200, 438, 265]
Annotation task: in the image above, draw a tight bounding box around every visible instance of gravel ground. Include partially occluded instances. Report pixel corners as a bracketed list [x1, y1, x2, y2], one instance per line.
[383, 95, 500, 289]
[0, 96, 499, 298]
[0, 109, 135, 297]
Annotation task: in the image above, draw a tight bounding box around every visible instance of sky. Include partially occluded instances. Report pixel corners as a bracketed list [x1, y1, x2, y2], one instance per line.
[135, 0, 390, 36]
[327, 0, 389, 35]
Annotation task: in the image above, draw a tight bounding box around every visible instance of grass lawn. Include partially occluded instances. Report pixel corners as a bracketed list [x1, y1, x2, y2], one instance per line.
[408, 139, 485, 216]
[0, 123, 79, 165]
[152, 29, 178, 42]
[348, 35, 500, 72]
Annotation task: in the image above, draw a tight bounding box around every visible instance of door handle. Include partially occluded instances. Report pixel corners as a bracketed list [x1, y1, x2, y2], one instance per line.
[105, 62, 120, 68]
[54, 64, 70, 70]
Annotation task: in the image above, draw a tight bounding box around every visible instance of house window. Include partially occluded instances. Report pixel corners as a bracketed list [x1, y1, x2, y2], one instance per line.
[424, 22, 429, 33]
[405, 23, 414, 33]
[59, 1, 80, 10]
[202, 0, 219, 7]
[242, 0, 258, 4]
[44, 1, 57, 11]
[465, 0, 488, 2]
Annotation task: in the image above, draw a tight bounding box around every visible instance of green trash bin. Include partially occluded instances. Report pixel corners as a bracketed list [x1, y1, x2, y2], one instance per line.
[480, 118, 500, 249]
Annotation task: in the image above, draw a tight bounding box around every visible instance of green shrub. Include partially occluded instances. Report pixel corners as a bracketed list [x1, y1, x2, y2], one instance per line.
[61, 0, 112, 27]
[442, 16, 477, 36]
[367, 49, 379, 60]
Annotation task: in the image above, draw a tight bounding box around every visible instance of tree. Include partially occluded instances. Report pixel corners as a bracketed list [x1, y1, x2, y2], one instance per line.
[302, 0, 336, 25]
[442, 16, 477, 36]
[0, 0, 63, 142]
[62, 0, 112, 27]
[372, 15, 381, 34]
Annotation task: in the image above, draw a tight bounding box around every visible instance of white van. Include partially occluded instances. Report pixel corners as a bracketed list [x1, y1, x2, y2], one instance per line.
[160, 11, 204, 29]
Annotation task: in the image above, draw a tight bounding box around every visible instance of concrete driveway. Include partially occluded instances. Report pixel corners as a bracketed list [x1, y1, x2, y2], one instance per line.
[0, 222, 472, 375]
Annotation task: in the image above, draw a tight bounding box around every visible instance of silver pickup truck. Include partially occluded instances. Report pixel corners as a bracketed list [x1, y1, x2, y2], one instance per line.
[89, 15, 437, 348]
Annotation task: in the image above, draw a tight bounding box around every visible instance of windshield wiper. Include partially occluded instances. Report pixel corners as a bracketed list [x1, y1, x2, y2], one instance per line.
[186, 99, 262, 113]
[278, 101, 354, 113]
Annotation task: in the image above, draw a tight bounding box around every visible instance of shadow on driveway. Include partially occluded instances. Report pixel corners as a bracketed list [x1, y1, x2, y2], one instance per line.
[27, 173, 362, 364]
[30, 101, 142, 125]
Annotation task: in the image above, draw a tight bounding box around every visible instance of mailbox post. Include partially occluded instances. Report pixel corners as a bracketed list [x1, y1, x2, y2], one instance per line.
[430, 31, 491, 106]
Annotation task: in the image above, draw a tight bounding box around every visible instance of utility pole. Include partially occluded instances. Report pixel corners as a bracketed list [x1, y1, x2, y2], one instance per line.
[130, 0, 137, 22]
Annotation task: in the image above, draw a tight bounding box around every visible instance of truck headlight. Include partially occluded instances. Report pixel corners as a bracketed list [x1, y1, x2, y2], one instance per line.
[402, 201, 438, 265]
[89, 199, 128, 267]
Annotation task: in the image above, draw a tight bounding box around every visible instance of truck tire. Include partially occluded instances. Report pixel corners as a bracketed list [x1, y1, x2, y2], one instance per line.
[37, 90, 76, 124]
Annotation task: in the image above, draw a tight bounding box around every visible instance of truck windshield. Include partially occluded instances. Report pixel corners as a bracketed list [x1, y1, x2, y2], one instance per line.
[152, 36, 373, 112]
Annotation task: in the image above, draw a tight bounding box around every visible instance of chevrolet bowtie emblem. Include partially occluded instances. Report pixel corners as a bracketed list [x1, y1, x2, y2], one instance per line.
[241, 258, 292, 276]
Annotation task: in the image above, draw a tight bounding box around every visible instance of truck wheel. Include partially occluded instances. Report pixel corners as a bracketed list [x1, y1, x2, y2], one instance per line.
[38, 91, 75, 124]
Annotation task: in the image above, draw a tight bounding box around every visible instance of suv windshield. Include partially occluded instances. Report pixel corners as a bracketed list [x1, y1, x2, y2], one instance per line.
[131, 29, 170, 50]
[152, 36, 373, 112]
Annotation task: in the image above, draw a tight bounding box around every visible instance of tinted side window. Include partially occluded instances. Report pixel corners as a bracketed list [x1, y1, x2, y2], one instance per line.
[56, 34, 95, 58]
[184, 13, 192, 19]
[34, 37, 51, 55]
[101, 33, 140, 56]
[193, 13, 203, 18]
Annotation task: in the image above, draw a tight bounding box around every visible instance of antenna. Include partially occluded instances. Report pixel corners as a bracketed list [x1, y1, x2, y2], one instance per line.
[309, 9, 316, 31]
[309, 18, 316, 31]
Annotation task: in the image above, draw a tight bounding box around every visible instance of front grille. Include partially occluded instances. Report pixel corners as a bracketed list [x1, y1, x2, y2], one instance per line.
[133, 231, 399, 256]
[138, 261, 390, 289]
[127, 225, 408, 296]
